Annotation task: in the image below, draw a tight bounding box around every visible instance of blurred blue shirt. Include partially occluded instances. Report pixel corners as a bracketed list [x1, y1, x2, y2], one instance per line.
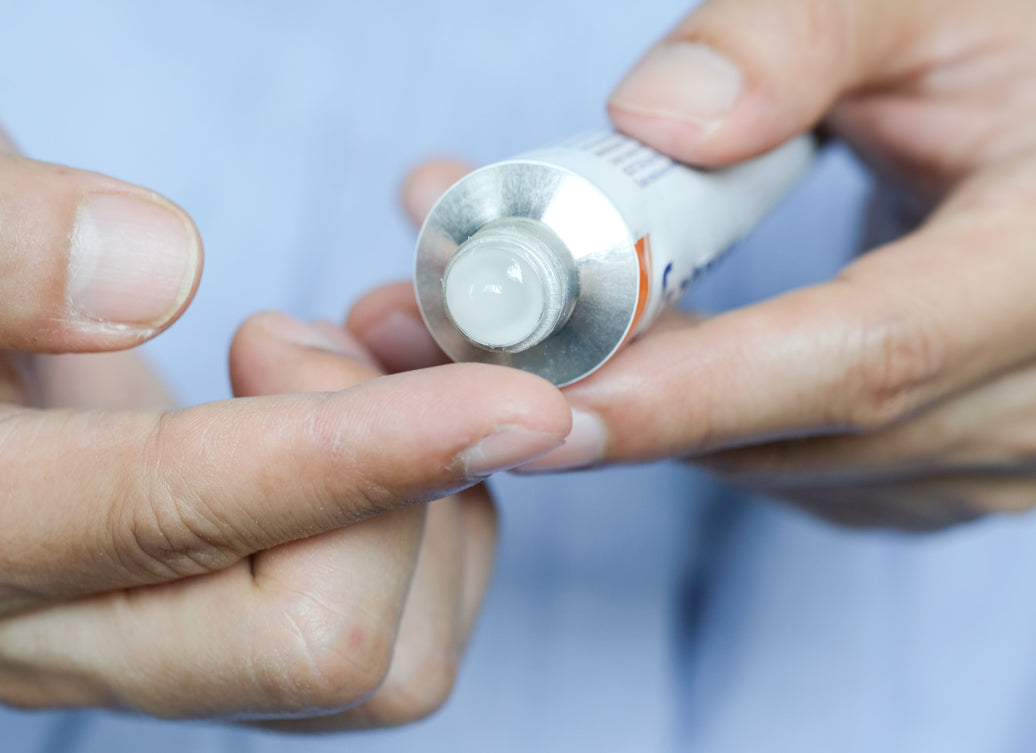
[2, 3, 1036, 752]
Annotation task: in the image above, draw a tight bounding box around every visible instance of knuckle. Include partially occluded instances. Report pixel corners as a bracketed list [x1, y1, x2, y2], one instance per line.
[251, 593, 395, 713]
[366, 614, 462, 725]
[373, 654, 459, 726]
[795, 0, 874, 80]
[111, 412, 241, 582]
[836, 304, 945, 431]
[305, 399, 406, 522]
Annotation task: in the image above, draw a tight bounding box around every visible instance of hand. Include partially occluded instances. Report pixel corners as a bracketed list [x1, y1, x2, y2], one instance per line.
[0, 131, 570, 721]
[351, 0, 1036, 531]
[228, 312, 507, 731]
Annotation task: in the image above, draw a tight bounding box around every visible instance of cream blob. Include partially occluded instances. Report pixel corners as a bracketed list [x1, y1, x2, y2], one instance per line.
[443, 244, 547, 349]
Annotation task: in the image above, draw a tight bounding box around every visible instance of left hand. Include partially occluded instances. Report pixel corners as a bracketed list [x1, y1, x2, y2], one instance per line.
[5, 311, 505, 730]
[0, 126, 561, 725]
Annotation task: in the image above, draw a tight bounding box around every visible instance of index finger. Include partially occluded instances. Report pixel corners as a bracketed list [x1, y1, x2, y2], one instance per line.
[0, 360, 569, 611]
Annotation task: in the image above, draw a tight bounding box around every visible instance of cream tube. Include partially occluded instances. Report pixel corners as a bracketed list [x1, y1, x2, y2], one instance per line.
[415, 132, 814, 386]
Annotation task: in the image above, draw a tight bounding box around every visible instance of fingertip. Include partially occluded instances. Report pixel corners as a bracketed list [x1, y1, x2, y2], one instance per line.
[360, 311, 449, 374]
[318, 362, 571, 484]
[230, 311, 381, 396]
[401, 159, 471, 227]
[346, 281, 419, 333]
[347, 282, 449, 373]
[420, 362, 572, 449]
[491, 363, 573, 440]
[606, 0, 871, 166]
[0, 145, 209, 354]
[607, 43, 813, 166]
[608, 41, 744, 165]
[609, 106, 724, 167]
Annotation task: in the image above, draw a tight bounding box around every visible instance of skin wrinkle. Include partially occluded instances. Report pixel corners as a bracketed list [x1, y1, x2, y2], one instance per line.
[298, 394, 380, 528]
[275, 607, 353, 712]
[241, 575, 408, 723]
[256, 592, 395, 715]
[839, 293, 946, 432]
[157, 404, 296, 565]
[261, 502, 462, 731]
[130, 413, 235, 581]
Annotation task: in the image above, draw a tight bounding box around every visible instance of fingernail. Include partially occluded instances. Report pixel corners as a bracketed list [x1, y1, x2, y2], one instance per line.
[609, 42, 743, 126]
[460, 425, 566, 478]
[514, 408, 607, 473]
[68, 193, 200, 329]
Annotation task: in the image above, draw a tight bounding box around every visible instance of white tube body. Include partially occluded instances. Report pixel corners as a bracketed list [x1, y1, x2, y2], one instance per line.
[519, 132, 815, 336]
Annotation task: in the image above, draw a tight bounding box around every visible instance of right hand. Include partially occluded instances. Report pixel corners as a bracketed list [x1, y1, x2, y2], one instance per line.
[0, 128, 570, 720]
[354, 0, 1036, 532]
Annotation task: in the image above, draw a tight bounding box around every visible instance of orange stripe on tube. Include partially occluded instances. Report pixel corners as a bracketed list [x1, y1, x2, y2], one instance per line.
[621, 235, 652, 346]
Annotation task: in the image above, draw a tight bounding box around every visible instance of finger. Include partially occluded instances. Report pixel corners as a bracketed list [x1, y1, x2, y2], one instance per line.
[520, 159, 1036, 471]
[756, 478, 987, 532]
[359, 487, 497, 726]
[34, 352, 176, 410]
[401, 159, 472, 227]
[738, 463, 1036, 532]
[0, 152, 203, 351]
[231, 311, 383, 395]
[266, 486, 497, 732]
[608, 0, 931, 166]
[263, 492, 477, 732]
[0, 345, 569, 609]
[345, 159, 471, 373]
[697, 356, 1036, 483]
[454, 483, 498, 641]
[346, 282, 450, 373]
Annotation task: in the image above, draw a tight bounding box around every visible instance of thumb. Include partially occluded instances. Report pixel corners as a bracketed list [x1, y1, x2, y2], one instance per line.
[0, 137, 202, 352]
[608, 0, 923, 165]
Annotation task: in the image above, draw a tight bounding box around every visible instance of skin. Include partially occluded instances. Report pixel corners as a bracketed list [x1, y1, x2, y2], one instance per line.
[0, 135, 571, 723]
[352, 0, 1036, 532]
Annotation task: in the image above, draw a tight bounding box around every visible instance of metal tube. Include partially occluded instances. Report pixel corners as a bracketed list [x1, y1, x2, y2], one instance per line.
[415, 131, 815, 387]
